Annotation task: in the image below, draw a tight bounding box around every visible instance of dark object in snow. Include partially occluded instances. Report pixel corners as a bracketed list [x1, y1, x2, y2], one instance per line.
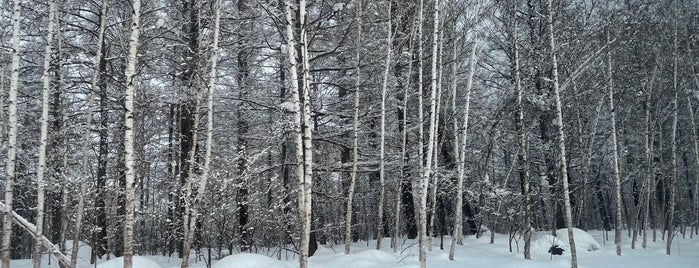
[548, 245, 564, 255]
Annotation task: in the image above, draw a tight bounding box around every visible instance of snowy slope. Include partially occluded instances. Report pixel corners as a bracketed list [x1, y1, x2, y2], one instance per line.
[11, 230, 699, 268]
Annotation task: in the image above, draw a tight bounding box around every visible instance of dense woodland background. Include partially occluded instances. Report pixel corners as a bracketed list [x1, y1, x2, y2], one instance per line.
[0, 0, 698, 267]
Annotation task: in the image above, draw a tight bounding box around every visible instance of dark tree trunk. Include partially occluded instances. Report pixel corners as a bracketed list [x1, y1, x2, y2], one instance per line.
[237, 0, 251, 252]
[92, 31, 110, 261]
[401, 172, 418, 239]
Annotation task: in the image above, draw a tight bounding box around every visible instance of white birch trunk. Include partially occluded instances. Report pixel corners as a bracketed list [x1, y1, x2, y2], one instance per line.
[284, 0, 313, 266]
[376, 0, 392, 250]
[605, 27, 623, 256]
[123, 0, 142, 264]
[546, 0, 577, 266]
[428, 30, 444, 251]
[419, 0, 439, 266]
[345, 0, 361, 254]
[180, 0, 221, 266]
[667, 5, 679, 255]
[417, 0, 425, 178]
[300, 0, 314, 262]
[34, 1, 57, 266]
[642, 84, 654, 249]
[1, 1, 22, 267]
[449, 41, 477, 261]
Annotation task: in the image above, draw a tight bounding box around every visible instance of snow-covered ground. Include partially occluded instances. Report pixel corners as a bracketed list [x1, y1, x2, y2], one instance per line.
[12, 230, 699, 268]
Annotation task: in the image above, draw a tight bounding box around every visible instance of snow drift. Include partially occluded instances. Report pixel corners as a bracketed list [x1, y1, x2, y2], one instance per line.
[212, 253, 290, 268]
[556, 228, 602, 251]
[96, 256, 162, 268]
[531, 228, 601, 256]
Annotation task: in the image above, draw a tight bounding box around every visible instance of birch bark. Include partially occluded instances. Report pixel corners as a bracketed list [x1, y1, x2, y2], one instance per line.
[449, 42, 476, 261]
[419, 0, 439, 266]
[667, 4, 679, 255]
[605, 27, 623, 256]
[34, 1, 57, 267]
[284, 0, 313, 266]
[123, 0, 142, 264]
[546, 0, 577, 266]
[345, 0, 361, 254]
[376, 0, 392, 250]
[180, 0, 221, 265]
[1, 1, 22, 267]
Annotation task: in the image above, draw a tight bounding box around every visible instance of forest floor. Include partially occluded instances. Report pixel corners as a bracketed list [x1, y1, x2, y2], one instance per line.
[11, 229, 699, 268]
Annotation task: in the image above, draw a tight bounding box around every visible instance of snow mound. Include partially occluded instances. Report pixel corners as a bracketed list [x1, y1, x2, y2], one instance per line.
[532, 234, 568, 256]
[354, 249, 398, 262]
[556, 228, 601, 251]
[96, 256, 162, 268]
[212, 253, 288, 268]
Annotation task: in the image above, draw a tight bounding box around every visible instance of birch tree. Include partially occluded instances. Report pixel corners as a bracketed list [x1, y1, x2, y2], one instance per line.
[344, 0, 361, 254]
[605, 26, 623, 256]
[376, 0, 392, 250]
[419, 0, 440, 265]
[1, 1, 22, 266]
[666, 2, 679, 255]
[546, 0, 577, 266]
[123, 0, 142, 264]
[428, 29, 444, 251]
[449, 41, 477, 261]
[34, 0, 58, 266]
[284, 0, 313, 266]
[180, 0, 222, 266]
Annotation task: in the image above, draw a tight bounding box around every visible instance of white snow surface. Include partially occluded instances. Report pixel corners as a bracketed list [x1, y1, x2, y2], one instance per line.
[212, 253, 290, 268]
[10, 230, 699, 268]
[97, 256, 162, 268]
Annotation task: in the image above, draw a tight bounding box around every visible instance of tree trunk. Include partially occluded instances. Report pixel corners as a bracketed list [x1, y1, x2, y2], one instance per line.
[283, 0, 313, 266]
[667, 5, 679, 255]
[34, 1, 57, 266]
[419, 0, 439, 266]
[394, 14, 417, 250]
[90, 0, 110, 262]
[123, 0, 142, 264]
[546, 0, 577, 266]
[376, 0, 392, 250]
[511, 11, 532, 258]
[449, 40, 477, 261]
[2, 1, 21, 267]
[345, 0, 361, 254]
[428, 29, 444, 251]
[180, 0, 221, 265]
[236, 0, 251, 252]
[605, 27, 623, 256]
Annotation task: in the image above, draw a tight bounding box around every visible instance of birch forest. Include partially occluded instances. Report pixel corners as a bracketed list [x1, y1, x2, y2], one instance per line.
[0, 0, 698, 268]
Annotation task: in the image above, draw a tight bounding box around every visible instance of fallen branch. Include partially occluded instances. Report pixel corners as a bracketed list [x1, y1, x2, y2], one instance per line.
[0, 201, 71, 267]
